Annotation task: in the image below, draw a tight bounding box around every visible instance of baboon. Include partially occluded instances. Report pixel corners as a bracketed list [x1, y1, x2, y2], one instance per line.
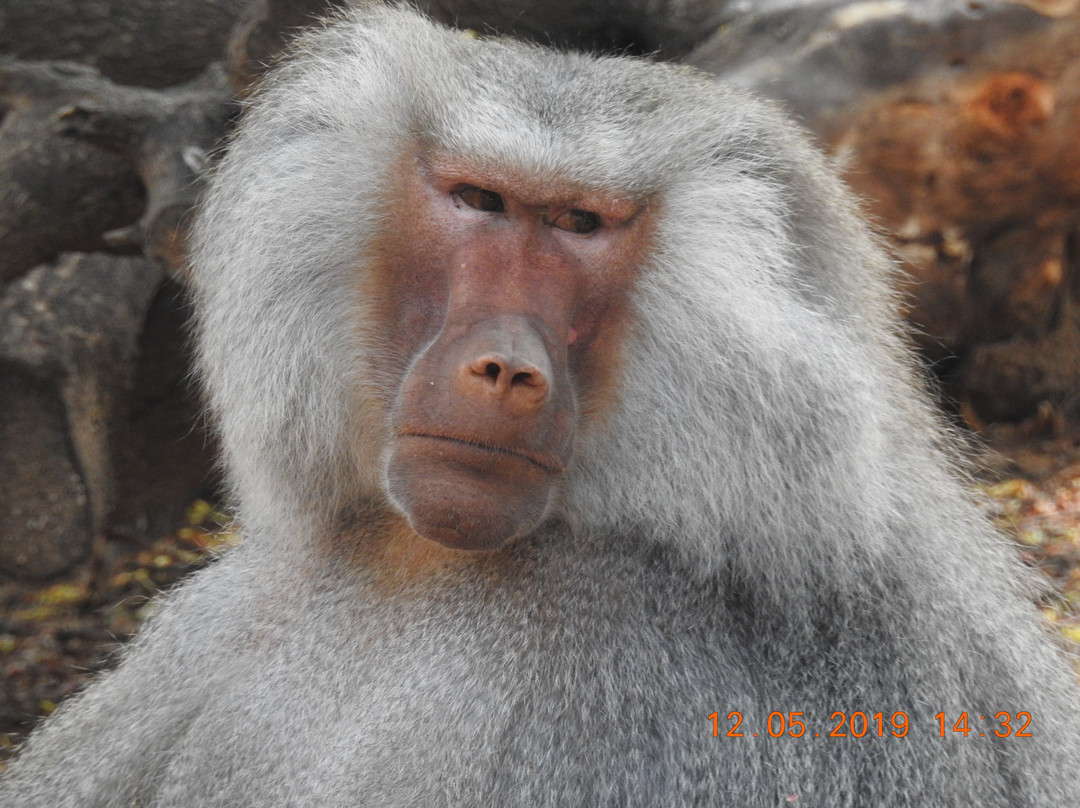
[3, 6, 1079, 806]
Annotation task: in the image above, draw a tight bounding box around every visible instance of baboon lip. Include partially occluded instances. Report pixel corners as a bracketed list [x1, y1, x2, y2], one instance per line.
[399, 431, 566, 474]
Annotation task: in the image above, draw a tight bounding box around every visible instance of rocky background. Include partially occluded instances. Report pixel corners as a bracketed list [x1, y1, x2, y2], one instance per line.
[1, 0, 1079, 765]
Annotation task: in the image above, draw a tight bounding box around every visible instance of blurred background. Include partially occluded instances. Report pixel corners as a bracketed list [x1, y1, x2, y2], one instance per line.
[1, 0, 1078, 766]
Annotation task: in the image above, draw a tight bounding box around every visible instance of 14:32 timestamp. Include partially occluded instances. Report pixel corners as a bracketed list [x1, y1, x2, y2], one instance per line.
[708, 711, 1033, 739]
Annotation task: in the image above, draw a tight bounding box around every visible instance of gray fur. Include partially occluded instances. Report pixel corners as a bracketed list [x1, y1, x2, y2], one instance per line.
[3, 6, 1079, 806]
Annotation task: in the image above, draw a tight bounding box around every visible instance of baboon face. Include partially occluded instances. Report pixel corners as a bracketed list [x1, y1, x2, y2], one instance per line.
[376, 154, 651, 551]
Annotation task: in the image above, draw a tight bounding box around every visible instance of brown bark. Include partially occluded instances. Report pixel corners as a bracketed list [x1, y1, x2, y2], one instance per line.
[413, 0, 723, 58]
[0, 60, 145, 285]
[0, 255, 214, 579]
[0, 0, 249, 89]
[690, 0, 1080, 425]
[55, 64, 235, 275]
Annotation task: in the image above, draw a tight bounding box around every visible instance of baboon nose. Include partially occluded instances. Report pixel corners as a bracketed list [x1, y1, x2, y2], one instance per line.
[448, 316, 557, 414]
[462, 352, 550, 412]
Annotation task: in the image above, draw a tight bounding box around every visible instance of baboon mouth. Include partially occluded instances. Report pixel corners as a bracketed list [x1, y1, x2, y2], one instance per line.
[399, 432, 566, 474]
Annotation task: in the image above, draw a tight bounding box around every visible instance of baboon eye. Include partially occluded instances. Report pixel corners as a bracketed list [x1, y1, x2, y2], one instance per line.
[546, 209, 601, 234]
[456, 185, 505, 213]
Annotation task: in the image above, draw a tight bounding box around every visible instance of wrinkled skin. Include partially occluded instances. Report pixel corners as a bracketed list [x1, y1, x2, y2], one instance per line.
[380, 156, 650, 549]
